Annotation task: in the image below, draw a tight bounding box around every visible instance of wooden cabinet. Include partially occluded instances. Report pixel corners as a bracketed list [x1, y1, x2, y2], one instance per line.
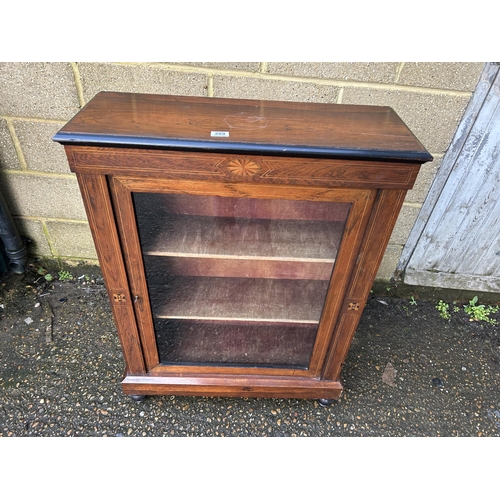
[53, 92, 432, 404]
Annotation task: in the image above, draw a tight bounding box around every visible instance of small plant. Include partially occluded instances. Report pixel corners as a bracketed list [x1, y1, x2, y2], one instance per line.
[58, 270, 73, 281]
[436, 300, 451, 320]
[37, 267, 53, 281]
[463, 296, 499, 325]
[409, 296, 417, 306]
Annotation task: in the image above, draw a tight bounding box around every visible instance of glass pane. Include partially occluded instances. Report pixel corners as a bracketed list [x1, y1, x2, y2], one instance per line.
[133, 192, 350, 369]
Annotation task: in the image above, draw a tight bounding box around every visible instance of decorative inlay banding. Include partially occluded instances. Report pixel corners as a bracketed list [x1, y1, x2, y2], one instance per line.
[227, 158, 261, 176]
[113, 293, 127, 303]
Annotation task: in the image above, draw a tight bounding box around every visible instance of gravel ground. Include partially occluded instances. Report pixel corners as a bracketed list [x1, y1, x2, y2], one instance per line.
[1, 262, 500, 438]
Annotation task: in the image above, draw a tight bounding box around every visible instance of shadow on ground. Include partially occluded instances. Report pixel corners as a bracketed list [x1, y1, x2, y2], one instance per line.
[1, 262, 499, 437]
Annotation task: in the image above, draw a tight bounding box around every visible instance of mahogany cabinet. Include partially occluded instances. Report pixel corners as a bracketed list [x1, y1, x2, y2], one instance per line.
[53, 92, 432, 404]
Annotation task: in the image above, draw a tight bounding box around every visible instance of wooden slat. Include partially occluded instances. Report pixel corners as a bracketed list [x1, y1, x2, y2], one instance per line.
[412, 95, 500, 272]
[398, 63, 499, 276]
[405, 68, 500, 292]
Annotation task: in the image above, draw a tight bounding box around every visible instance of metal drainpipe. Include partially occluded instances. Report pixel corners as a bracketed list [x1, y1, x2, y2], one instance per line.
[0, 189, 27, 274]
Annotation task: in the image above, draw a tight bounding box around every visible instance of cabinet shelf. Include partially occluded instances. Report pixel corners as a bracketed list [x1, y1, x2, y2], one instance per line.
[140, 214, 344, 263]
[150, 276, 329, 324]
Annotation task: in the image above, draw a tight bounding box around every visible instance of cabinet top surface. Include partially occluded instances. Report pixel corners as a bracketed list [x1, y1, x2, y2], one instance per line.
[53, 92, 432, 162]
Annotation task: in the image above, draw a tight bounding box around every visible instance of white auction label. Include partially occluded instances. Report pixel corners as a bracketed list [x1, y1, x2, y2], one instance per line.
[211, 131, 230, 137]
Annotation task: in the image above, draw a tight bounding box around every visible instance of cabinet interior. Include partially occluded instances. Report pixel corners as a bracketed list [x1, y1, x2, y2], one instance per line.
[133, 192, 350, 369]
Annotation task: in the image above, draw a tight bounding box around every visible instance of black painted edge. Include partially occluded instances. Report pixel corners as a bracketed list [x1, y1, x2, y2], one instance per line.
[52, 132, 434, 163]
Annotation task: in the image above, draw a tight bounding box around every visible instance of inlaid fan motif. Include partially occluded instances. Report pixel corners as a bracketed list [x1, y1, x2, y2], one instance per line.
[227, 158, 261, 176]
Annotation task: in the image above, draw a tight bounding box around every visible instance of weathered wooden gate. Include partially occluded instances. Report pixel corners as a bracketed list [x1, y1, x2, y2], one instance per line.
[400, 63, 500, 293]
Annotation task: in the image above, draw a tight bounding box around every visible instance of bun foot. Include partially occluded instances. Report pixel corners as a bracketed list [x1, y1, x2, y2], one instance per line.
[129, 395, 146, 402]
[318, 398, 335, 407]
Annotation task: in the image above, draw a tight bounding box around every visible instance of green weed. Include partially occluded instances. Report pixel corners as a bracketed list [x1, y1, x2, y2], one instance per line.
[463, 296, 499, 325]
[37, 267, 53, 282]
[436, 300, 451, 320]
[58, 270, 74, 281]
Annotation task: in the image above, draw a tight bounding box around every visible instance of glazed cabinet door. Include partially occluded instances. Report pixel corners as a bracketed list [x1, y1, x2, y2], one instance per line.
[110, 176, 376, 379]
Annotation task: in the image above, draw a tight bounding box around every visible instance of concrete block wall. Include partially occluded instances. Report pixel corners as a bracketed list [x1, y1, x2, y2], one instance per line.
[0, 62, 486, 279]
